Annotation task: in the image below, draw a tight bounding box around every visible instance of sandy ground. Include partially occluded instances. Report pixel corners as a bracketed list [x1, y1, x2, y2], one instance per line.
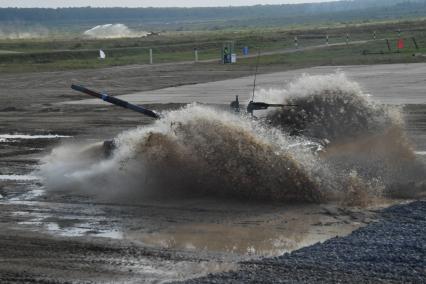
[0, 61, 425, 282]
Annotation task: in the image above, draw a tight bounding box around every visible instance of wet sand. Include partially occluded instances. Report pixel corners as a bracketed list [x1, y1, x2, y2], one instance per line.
[0, 62, 425, 282]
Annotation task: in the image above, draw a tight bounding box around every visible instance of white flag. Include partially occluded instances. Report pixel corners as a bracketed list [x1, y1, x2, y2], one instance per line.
[99, 49, 106, 59]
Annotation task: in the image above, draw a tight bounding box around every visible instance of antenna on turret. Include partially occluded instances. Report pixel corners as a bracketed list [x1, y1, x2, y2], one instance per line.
[251, 49, 261, 102]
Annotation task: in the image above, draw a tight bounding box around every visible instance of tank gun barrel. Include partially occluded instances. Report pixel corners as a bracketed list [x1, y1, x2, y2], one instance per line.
[250, 102, 298, 108]
[247, 101, 297, 114]
[71, 84, 160, 119]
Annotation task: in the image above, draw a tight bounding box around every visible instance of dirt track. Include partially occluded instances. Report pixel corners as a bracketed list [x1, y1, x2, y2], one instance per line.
[0, 61, 425, 282]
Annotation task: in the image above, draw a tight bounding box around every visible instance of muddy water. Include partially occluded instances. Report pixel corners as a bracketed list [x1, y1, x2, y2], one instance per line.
[0, 182, 366, 282]
[0, 169, 374, 259]
[0, 73, 425, 282]
[133, 205, 376, 258]
[0, 134, 402, 284]
[0, 136, 383, 282]
[0, 131, 423, 282]
[0, 175, 382, 263]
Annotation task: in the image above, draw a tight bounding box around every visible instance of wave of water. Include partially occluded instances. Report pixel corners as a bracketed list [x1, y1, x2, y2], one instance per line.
[83, 24, 148, 39]
[38, 73, 425, 204]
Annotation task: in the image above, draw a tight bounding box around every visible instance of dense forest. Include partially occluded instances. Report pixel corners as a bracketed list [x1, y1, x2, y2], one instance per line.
[1, 0, 426, 30]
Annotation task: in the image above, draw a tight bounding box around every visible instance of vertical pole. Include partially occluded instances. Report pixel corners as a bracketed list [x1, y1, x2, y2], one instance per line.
[149, 49, 153, 64]
[194, 48, 198, 62]
[221, 44, 224, 64]
[412, 37, 419, 50]
[386, 39, 391, 52]
[294, 36, 298, 49]
[398, 29, 401, 38]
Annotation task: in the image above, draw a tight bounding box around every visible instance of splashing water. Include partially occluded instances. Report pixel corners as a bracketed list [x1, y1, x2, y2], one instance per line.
[39, 74, 425, 204]
[40, 105, 330, 202]
[265, 73, 399, 141]
[83, 24, 148, 39]
[266, 74, 423, 189]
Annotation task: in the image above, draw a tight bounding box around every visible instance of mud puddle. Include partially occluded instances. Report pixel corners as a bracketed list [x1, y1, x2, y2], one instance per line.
[132, 204, 380, 259]
[0, 173, 383, 261]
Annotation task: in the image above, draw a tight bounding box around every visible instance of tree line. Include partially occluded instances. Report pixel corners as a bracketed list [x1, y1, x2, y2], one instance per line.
[0, 1, 425, 28]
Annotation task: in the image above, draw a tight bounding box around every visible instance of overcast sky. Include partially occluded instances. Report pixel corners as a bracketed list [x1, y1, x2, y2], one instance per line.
[0, 0, 337, 8]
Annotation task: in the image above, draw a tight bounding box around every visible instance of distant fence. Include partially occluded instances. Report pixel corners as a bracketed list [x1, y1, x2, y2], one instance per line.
[0, 29, 423, 66]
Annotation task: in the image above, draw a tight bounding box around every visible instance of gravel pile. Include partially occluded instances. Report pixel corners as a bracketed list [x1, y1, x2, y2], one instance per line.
[184, 201, 426, 283]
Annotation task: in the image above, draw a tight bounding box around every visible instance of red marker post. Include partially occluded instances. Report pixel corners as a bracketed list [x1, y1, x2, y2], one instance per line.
[397, 38, 405, 50]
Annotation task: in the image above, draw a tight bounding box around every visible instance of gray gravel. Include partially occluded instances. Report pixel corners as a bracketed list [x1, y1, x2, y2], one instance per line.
[184, 201, 426, 283]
